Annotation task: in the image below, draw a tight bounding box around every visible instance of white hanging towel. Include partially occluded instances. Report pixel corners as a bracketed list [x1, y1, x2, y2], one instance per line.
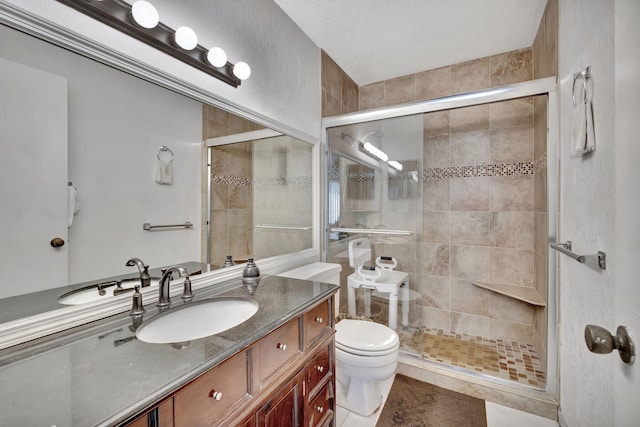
[155, 146, 174, 185]
[571, 76, 596, 157]
[68, 183, 79, 228]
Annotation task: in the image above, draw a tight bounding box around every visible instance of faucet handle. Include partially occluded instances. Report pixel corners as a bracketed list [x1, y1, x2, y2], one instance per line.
[181, 276, 193, 302]
[129, 285, 146, 316]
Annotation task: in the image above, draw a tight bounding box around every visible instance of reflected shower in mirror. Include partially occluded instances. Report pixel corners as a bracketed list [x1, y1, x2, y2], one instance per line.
[205, 115, 313, 267]
[327, 114, 423, 239]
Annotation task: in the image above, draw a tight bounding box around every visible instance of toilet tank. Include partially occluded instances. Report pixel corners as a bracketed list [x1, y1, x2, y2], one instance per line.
[277, 262, 342, 318]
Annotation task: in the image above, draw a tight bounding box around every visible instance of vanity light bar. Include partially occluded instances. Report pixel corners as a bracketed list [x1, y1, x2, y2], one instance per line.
[55, 0, 245, 87]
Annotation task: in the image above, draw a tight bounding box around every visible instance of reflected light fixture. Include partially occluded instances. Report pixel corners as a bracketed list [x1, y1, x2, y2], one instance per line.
[130, 1, 158, 29]
[56, 0, 249, 87]
[387, 160, 403, 171]
[359, 141, 389, 162]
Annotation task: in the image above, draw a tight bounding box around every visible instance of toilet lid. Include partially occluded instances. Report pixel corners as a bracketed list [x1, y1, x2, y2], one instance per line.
[335, 319, 399, 356]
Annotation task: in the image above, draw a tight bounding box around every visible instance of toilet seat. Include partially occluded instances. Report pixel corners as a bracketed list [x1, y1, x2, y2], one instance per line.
[335, 319, 399, 356]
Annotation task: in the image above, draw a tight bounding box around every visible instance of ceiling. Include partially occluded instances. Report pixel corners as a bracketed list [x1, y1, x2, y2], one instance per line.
[274, 0, 547, 86]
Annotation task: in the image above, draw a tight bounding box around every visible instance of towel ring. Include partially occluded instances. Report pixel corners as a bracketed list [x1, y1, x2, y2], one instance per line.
[572, 66, 591, 107]
[157, 145, 174, 162]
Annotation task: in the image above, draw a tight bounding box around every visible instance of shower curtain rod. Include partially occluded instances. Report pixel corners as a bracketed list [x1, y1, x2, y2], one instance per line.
[322, 77, 556, 128]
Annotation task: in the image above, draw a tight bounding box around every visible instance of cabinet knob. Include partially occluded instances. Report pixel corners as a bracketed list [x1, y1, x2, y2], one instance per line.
[316, 406, 324, 414]
[315, 365, 324, 373]
[314, 316, 324, 324]
[277, 343, 287, 351]
[208, 390, 223, 401]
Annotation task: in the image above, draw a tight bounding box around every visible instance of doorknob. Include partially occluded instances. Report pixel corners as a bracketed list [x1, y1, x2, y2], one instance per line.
[50, 237, 65, 248]
[584, 324, 635, 364]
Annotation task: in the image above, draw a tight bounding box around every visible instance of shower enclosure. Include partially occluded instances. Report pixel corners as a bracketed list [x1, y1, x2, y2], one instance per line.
[323, 78, 558, 394]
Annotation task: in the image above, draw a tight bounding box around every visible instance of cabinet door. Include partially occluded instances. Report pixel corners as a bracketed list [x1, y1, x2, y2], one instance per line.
[306, 341, 332, 398]
[127, 399, 173, 427]
[304, 300, 331, 349]
[256, 371, 304, 427]
[307, 382, 334, 427]
[174, 350, 249, 426]
[257, 318, 300, 386]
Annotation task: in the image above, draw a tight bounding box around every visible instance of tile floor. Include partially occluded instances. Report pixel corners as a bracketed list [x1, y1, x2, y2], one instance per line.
[334, 374, 558, 427]
[398, 326, 546, 388]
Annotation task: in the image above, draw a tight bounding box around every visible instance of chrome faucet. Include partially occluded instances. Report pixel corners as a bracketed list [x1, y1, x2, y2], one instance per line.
[157, 266, 192, 309]
[126, 257, 151, 288]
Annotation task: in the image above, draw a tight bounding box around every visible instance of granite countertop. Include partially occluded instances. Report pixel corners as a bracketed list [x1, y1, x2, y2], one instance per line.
[0, 274, 338, 426]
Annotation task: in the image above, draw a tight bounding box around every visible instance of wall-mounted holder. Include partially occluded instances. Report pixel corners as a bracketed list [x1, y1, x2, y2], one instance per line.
[572, 66, 592, 107]
[550, 241, 606, 270]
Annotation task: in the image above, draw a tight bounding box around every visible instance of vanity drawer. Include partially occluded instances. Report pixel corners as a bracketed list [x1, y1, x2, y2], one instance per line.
[307, 382, 334, 427]
[307, 341, 332, 396]
[304, 300, 331, 348]
[174, 350, 249, 426]
[257, 318, 300, 385]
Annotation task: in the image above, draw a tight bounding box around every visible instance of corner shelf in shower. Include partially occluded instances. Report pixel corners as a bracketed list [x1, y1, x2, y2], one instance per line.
[471, 281, 546, 307]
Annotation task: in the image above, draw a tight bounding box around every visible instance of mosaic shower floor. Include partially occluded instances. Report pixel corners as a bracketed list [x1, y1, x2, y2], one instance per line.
[396, 326, 546, 388]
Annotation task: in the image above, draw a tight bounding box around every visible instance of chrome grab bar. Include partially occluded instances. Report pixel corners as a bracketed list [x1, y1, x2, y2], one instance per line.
[142, 221, 193, 231]
[255, 224, 312, 230]
[550, 241, 606, 270]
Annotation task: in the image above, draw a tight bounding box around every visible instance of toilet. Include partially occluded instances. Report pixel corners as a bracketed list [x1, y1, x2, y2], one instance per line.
[277, 261, 400, 416]
[335, 319, 399, 416]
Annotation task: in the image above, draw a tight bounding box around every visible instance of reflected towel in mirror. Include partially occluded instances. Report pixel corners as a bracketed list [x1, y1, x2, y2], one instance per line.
[154, 156, 173, 184]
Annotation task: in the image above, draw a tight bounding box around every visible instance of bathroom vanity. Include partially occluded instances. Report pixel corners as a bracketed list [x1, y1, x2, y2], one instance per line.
[0, 275, 338, 426]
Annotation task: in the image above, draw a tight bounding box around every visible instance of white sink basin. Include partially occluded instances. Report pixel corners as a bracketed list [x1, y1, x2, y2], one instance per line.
[135, 297, 259, 344]
[58, 279, 160, 305]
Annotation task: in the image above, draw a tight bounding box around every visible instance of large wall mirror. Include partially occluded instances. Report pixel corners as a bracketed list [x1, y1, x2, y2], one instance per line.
[0, 15, 316, 348]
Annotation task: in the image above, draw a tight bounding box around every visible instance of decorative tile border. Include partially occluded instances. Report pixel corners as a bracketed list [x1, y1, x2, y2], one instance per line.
[329, 154, 547, 183]
[211, 174, 312, 187]
[424, 161, 534, 180]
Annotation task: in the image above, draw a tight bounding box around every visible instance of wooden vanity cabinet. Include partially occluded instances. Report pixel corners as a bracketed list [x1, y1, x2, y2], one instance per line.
[255, 370, 305, 427]
[125, 296, 335, 427]
[173, 349, 250, 426]
[128, 399, 173, 427]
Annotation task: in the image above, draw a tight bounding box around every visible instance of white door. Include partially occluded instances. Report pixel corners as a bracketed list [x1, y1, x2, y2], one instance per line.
[614, 0, 640, 423]
[0, 57, 68, 298]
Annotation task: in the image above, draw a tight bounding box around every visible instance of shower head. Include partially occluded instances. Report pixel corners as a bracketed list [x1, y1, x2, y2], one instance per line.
[341, 132, 355, 142]
[359, 131, 383, 142]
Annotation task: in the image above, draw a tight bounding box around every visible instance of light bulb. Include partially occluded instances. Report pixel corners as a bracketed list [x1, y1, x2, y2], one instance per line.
[174, 26, 198, 50]
[233, 61, 251, 80]
[130, 1, 159, 29]
[206, 47, 227, 67]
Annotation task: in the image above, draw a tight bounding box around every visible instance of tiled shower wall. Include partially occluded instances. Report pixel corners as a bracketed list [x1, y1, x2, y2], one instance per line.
[532, 0, 558, 371]
[323, 0, 557, 352]
[203, 105, 262, 265]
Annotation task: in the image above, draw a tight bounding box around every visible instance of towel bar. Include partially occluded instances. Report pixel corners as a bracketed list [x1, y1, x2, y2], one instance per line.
[550, 241, 606, 270]
[143, 221, 193, 231]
